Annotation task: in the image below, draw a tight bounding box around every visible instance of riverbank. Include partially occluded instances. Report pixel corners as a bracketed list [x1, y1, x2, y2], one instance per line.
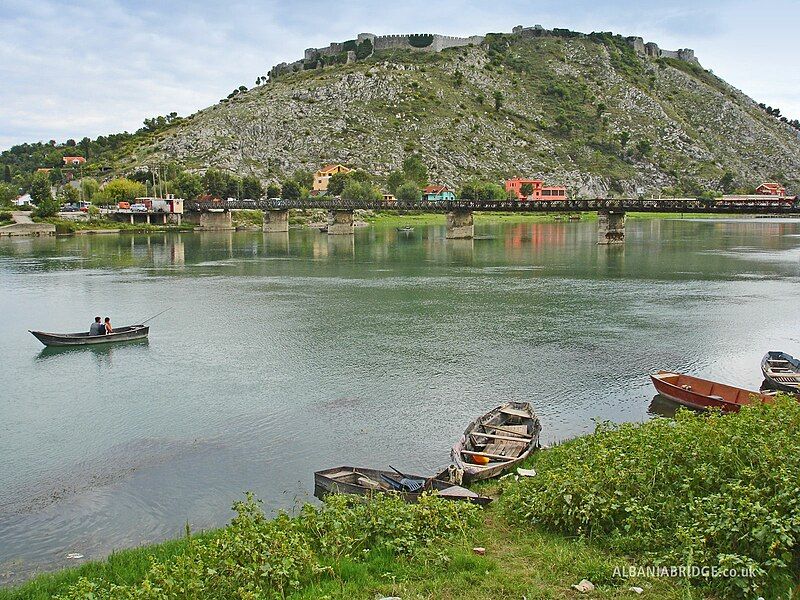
[5, 398, 797, 599]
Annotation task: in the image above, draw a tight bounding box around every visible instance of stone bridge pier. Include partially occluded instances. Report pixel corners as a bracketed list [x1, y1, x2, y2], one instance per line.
[328, 209, 354, 235]
[184, 210, 233, 231]
[262, 208, 289, 233]
[446, 209, 474, 239]
[597, 210, 625, 244]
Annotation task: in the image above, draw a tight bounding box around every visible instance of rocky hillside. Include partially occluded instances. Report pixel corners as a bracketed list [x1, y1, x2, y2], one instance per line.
[126, 32, 800, 196]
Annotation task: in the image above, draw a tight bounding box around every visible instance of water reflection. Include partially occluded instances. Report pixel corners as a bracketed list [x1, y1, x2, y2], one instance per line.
[647, 394, 681, 418]
[35, 339, 150, 366]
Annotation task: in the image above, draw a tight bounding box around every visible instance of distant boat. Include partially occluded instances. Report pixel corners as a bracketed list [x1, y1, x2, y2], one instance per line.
[396, 226, 414, 233]
[450, 402, 542, 483]
[650, 370, 777, 412]
[761, 351, 800, 392]
[29, 325, 149, 347]
[318, 226, 328, 233]
[314, 466, 492, 506]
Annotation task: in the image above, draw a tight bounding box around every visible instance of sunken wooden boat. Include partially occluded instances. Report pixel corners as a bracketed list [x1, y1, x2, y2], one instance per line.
[29, 325, 149, 347]
[650, 370, 777, 412]
[761, 351, 800, 393]
[451, 401, 542, 483]
[314, 466, 492, 506]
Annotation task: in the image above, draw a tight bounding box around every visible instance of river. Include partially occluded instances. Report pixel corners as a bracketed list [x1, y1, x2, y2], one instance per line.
[1, 218, 799, 583]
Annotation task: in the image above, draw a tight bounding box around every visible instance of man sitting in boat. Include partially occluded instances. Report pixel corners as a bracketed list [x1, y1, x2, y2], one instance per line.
[89, 317, 104, 336]
[103, 317, 113, 334]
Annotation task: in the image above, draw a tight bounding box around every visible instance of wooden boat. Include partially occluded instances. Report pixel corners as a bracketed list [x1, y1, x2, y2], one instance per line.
[451, 401, 542, 483]
[761, 351, 800, 392]
[29, 325, 149, 347]
[650, 370, 777, 412]
[396, 226, 414, 233]
[314, 466, 492, 506]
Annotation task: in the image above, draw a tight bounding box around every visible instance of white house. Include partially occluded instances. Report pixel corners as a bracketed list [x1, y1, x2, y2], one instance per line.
[12, 194, 34, 206]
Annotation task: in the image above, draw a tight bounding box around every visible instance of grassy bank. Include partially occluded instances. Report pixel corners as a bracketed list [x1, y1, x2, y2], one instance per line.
[4, 400, 797, 599]
[38, 218, 194, 235]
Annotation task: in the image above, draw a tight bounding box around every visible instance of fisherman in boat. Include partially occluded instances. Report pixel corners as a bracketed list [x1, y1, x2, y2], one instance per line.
[103, 316, 113, 334]
[89, 316, 104, 336]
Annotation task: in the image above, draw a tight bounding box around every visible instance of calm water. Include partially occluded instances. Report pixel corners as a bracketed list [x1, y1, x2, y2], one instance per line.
[1, 218, 799, 582]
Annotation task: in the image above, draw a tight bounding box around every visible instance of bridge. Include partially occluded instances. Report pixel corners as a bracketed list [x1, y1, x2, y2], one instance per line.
[185, 197, 800, 244]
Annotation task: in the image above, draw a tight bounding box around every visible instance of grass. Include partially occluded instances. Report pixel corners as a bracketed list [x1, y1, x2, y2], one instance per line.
[0, 507, 694, 600]
[38, 217, 194, 235]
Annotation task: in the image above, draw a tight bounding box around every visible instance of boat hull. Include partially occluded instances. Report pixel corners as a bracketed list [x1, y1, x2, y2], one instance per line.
[650, 370, 775, 412]
[313, 466, 492, 506]
[451, 401, 541, 483]
[760, 351, 800, 393]
[29, 325, 149, 347]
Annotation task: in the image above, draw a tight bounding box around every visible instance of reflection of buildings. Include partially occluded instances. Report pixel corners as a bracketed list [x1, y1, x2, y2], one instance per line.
[505, 223, 567, 251]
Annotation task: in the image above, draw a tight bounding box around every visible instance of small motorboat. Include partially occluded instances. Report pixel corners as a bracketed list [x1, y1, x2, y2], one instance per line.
[450, 401, 542, 483]
[650, 370, 777, 412]
[761, 351, 800, 392]
[313, 466, 492, 506]
[29, 325, 149, 347]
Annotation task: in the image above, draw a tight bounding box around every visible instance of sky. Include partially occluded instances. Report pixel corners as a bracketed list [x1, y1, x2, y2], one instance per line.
[1, 0, 798, 150]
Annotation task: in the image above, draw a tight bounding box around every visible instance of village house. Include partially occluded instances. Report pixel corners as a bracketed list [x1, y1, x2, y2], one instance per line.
[313, 164, 352, 192]
[755, 182, 786, 196]
[62, 156, 86, 166]
[422, 185, 455, 202]
[505, 178, 567, 200]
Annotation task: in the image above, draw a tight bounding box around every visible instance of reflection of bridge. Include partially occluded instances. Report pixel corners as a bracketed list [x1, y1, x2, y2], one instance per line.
[185, 198, 800, 244]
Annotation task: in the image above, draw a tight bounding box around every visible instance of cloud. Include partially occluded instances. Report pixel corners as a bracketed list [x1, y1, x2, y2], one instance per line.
[0, 0, 797, 149]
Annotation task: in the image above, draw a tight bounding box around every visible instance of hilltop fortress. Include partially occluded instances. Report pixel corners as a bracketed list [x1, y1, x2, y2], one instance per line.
[268, 26, 698, 79]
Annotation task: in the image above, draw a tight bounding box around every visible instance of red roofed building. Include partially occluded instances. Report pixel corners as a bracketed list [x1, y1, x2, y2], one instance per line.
[755, 182, 786, 196]
[63, 156, 86, 166]
[505, 178, 567, 200]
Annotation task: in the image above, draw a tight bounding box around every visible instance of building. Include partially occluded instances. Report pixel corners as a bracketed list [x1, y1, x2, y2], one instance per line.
[382, 193, 396, 202]
[313, 164, 352, 192]
[505, 178, 567, 200]
[62, 156, 86, 166]
[422, 185, 455, 202]
[755, 182, 786, 196]
[12, 194, 34, 206]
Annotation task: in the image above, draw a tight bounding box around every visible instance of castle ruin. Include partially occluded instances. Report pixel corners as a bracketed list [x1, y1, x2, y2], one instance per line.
[268, 27, 697, 80]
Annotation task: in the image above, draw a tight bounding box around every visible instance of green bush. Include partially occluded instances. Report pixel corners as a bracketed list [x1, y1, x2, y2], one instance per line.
[0, 210, 12, 223]
[56, 493, 479, 599]
[502, 398, 800, 599]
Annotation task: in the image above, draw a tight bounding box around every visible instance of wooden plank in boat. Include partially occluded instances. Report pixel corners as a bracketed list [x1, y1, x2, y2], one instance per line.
[461, 450, 515, 461]
[499, 407, 531, 418]
[471, 432, 531, 443]
[327, 469, 354, 479]
[485, 424, 528, 436]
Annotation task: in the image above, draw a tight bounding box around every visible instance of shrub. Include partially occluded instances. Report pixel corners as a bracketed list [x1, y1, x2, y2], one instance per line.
[395, 181, 421, 201]
[502, 398, 800, 599]
[56, 493, 479, 599]
[0, 210, 12, 223]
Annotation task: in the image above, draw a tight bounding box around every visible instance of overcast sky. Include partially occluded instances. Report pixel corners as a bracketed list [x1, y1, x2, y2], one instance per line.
[1, 0, 797, 150]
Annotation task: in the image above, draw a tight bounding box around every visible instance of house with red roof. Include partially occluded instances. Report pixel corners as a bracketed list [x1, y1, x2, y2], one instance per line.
[755, 182, 786, 196]
[62, 156, 86, 166]
[505, 177, 567, 200]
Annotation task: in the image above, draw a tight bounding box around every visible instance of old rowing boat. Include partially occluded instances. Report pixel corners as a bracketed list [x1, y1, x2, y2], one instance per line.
[29, 325, 149, 347]
[761, 351, 800, 393]
[650, 370, 777, 412]
[313, 466, 492, 506]
[450, 401, 542, 483]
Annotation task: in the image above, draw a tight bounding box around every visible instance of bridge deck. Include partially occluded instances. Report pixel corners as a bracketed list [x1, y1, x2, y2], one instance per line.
[189, 198, 800, 214]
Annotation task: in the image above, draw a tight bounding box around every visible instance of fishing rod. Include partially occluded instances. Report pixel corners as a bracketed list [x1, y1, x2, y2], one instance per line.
[136, 307, 172, 326]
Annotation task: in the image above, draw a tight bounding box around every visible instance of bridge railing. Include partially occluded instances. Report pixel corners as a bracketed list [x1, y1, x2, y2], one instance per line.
[187, 197, 800, 214]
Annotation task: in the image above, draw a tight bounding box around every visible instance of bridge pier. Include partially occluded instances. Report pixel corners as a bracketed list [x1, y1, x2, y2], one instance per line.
[446, 209, 474, 239]
[328, 209, 354, 235]
[262, 208, 289, 233]
[184, 210, 233, 231]
[597, 210, 625, 244]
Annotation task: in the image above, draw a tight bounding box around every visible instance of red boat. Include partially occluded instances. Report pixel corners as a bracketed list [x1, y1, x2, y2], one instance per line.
[650, 370, 777, 412]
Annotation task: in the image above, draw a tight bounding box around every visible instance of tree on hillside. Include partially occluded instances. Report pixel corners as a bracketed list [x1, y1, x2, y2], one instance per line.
[242, 176, 264, 199]
[617, 131, 631, 149]
[224, 175, 242, 200]
[719, 171, 735, 193]
[281, 180, 301, 200]
[386, 170, 405, 195]
[80, 178, 100, 202]
[327, 172, 350, 196]
[3, 165, 10, 183]
[635, 139, 652, 157]
[493, 90, 504, 112]
[172, 172, 203, 200]
[58, 185, 80, 205]
[292, 169, 314, 190]
[520, 182, 533, 198]
[266, 183, 281, 198]
[342, 180, 381, 201]
[202, 169, 228, 199]
[395, 182, 421, 202]
[29, 171, 52, 206]
[0, 182, 18, 205]
[401, 155, 428, 187]
[93, 178, 146, 206]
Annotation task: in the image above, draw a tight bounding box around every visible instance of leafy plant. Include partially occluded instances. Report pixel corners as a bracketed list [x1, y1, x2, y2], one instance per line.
[502, 397, 800, 599]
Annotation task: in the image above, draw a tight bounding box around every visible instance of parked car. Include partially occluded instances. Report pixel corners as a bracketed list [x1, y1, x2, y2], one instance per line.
[78, 201, 91, 212]
[61, 204, 79, 212]
[118, 201, 131, 210]
[130, 203, 148, 213]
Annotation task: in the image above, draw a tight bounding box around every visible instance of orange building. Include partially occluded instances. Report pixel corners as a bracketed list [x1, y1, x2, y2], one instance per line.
[505, 178, 567, 200]
[313, 164, 352, 192]
[755, 182, 786, 196]
[63, 156, 86, 166]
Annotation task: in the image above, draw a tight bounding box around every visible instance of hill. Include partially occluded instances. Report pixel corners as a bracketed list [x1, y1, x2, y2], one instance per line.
[5, 28, 800, 197]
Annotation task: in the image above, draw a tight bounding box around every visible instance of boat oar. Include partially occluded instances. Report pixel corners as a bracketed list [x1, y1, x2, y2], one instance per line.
[136, 307, 172, 327]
